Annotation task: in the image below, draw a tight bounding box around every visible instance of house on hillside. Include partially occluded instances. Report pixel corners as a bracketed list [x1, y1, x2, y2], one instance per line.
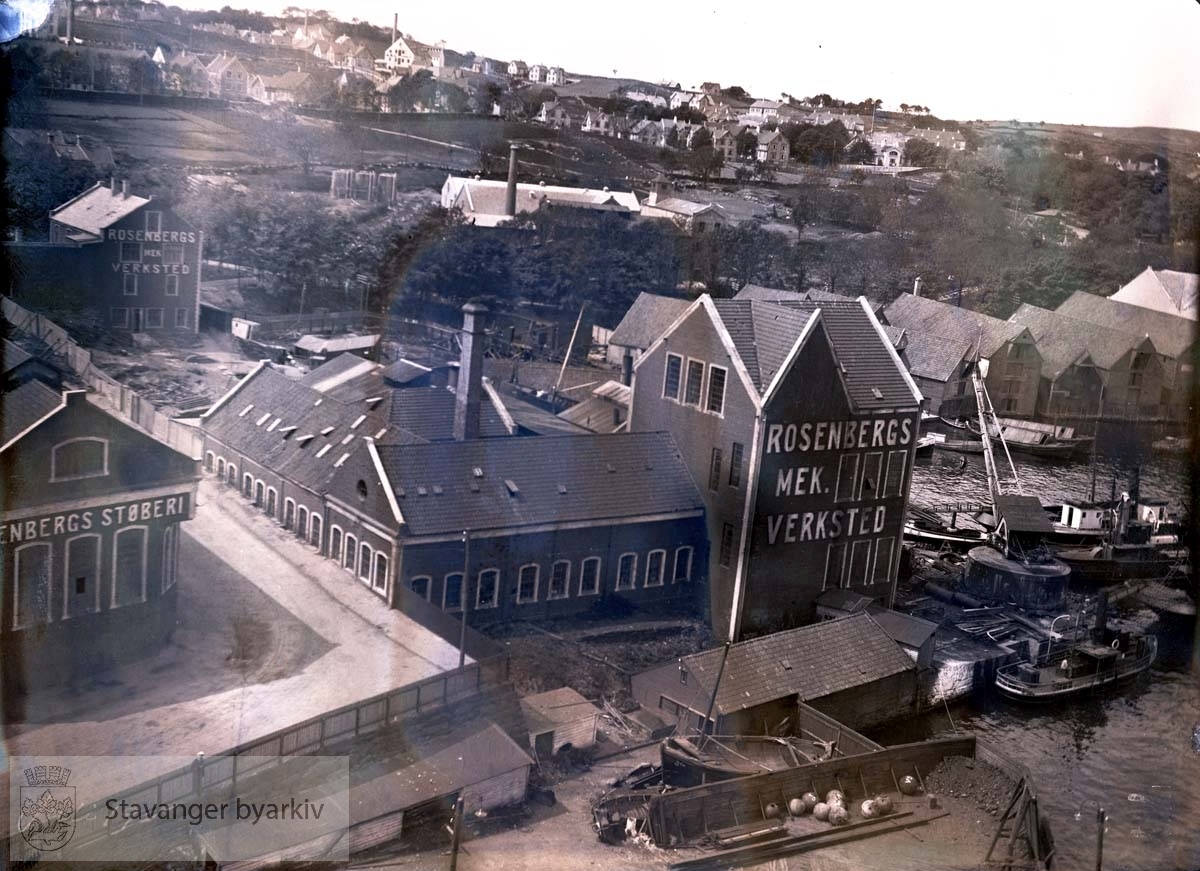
[1110, 267, 1198, 320]
[711, 127, 740, 161]
[527, 63, 546, 83]
[907, 127, 967, 151]
[756, 129, 789, 164]
[248, 70, 316, 105]
[206, 52, 251, 100]
[546, 66, 565, 86]
[508, 59, 528, 78]
[883, 293, 1041, 418]
[384, 35, 432, 71]
[537, 101, 579, 130]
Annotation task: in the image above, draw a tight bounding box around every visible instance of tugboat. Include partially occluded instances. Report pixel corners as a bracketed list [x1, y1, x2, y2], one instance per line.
[995, 596, 1157, 701]
[1056, 488, 1188, 587]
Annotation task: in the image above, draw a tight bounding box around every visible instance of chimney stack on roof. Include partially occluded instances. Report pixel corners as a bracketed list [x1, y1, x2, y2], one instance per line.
[121, 180, 128, 199]
[110, 176, 118, 196]
[505, 144, 519, 217]
[453, 302, 488, 441]
[913, 276, 923, 298]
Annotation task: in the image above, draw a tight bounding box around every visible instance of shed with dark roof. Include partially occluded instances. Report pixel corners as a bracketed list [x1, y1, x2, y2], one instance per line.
[631, 613, 918, 732]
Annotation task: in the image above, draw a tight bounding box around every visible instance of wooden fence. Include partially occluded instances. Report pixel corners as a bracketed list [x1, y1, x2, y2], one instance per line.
[9, 655, 509, 861]
[1, 297, 204, 458]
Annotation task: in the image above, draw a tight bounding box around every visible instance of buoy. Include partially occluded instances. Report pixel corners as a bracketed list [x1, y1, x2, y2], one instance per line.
[875, 794, 894, 815]
[860, 799, 878, 818]
[764, 802, 780, 819]
[788, 798, 807, 816]
[825, 789, 844, 805]
[801, 792, 819, 811]
[899, 775, 919, 796]
[813, 802, 831, 821]
[829, 806, 850, 826]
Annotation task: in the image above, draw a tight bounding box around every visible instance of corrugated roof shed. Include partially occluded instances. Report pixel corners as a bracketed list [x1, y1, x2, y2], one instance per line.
[349, 722, 531, 822]
[995, 493, 1053, 534]
[520, 687, 598, 728]
[607, 293, 692, 352]
[556, 394, 624, 434]
[1056, 292, 1196, 359]
[375, 431, 703, 537]
[884, 294, 1028, 358]
[0, 380, 63, 448]
[677, 613, 915, 715]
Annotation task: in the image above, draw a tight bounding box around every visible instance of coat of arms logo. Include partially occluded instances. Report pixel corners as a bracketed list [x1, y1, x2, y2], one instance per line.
[19, 765, 76, 851]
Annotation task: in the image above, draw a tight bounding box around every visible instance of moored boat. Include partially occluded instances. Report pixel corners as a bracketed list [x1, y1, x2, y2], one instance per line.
[995, 629, 1156, 701]
[903, 505, 988, 551]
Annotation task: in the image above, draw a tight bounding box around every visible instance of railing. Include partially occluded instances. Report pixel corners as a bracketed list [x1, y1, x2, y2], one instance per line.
[995, 636, 1157, 698]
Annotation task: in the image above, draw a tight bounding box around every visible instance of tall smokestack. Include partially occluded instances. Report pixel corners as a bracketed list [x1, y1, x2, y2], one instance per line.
[392, 13, 397, 45]
[453, 302, 488, 441]
[621, 351, 633, 387]
[66, 0, 74, 44]
[504, 144, 518, 217]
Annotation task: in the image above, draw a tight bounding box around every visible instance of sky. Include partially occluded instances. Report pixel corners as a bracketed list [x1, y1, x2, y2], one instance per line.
[43, 0, 1200, 130]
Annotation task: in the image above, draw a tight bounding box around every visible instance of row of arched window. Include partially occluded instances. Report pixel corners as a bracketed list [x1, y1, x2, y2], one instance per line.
[206, 452, 386, 595]
[11, 525, 178, 631]
[406, 546, 694, 612]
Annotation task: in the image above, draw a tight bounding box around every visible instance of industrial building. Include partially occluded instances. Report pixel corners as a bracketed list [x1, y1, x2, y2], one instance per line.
[629, 293, 922, 637]
[1, 379, 200, 689]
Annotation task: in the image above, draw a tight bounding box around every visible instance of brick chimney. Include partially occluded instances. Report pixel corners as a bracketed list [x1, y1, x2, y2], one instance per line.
[110, 176, 118, 196]
[453, 302, 488, 441]
[504, 144, 518, 217]
[121, 180, 129, 199]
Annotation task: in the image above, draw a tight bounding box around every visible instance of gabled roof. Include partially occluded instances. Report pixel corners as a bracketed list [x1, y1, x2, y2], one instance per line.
[520, 687, 597, 729]
[0, 380, 64, 449]
[2, 338, 33, 373]
[1109, 267, 1199, 320]
[674, 614, 915, 715]
[865, 605, 938, 649]
[557, 393, 625, 434]
[883, 294, 1030, 359]
[50, 181, 150, 236]
[1056, 292, 1196, 359]
[201, 365, 408, 494]
[441, 176, 640, 227]
[1008, 303, 1153, 378]
[647, 197, 718, 218]
[708, 297, 921, 410]
[608, 293, 692, 352]
[896, 328, 973, 383]
[388, 385, 512, 441]
[373, 432, 703, 537]
[298, 352, 378, 393]
[381, 358, 434, 385]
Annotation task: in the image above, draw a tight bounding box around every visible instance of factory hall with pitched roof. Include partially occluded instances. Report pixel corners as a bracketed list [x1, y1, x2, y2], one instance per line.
[200, 303, 707, 623]
[630, 294, 923, 638]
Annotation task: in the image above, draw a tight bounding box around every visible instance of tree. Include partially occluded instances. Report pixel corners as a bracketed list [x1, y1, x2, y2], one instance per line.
[903, 138, 946, 168]
[689, 127, 713, 151]
[689, 145, 723, 183]
[721, 85, 748, 99]
[844, 139, 876, 165]
[736, 128, 758, 159]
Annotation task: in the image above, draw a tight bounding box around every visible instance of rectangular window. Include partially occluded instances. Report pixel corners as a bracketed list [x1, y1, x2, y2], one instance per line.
[848, 540, 871, 587]
[728, 442, 744, 487]
[858, 452, 883, 500]
[835, 454, 859, 502]
[719, 523, 735, 568]
[579, 557, 601, 595]
[123, 274, 138, 296]
[873, 537, 895, 582]
[663, 353, 682, 399]
[616, 554, 637, 591]
[144, 308, 163, 328]
[517, 564, 539, 603]
[708, 447, 722, 491]
[673, 546, 693, 582]
[111, 307, 129, 327]
[684, 360, 704, 405]
[645, 550, 665, 587]
[165, 274, 179, 296]
[476, 569, 498, 608]
[883, 450, 906, 497]
[145, 211, 162, 233]
[162, 243, 185, 265]
[824, 542, 847, 590]
[120, 241, 142, 262]
[175, 307, 190, 328]
[549, 561, 570, 599]
[705, 365, 727, 414]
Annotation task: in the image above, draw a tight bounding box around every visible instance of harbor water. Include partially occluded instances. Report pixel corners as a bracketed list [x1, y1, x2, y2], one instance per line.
[893, 449, 1200, 871]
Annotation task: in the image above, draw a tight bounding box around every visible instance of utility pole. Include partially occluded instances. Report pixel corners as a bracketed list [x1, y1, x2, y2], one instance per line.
[448, 795, 465, 871]
[458, 530, 469, 670]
